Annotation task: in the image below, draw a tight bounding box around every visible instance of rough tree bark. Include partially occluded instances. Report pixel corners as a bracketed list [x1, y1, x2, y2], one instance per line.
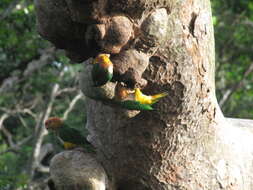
[35, 0, 253, 190]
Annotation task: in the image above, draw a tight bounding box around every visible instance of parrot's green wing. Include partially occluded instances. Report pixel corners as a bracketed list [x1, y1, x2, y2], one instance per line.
[58, 125, 89, 146]
[48, 131, 64, 149]
[117, 100, 154, 111]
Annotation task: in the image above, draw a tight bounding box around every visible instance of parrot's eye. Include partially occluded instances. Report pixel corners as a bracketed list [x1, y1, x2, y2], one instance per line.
[46, 120, 51, 125]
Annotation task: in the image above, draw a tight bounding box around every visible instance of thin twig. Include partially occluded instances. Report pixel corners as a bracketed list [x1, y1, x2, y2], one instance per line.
[36, 164, 50, 173]
[62, 92, 83, 121]
[0, 113, 9, 130]
[219, 63, 253, 107]
[17, 114, 29, 129]
[0, 135, 32, 155]
[0, 47, 56, 94]
[1, 126, 15, 147]
[56, 87, 78, 97]
[29, 70, 64, 179]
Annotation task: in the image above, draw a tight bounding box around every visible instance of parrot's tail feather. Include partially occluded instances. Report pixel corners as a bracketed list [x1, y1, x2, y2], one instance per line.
[151, 92, 168, 104]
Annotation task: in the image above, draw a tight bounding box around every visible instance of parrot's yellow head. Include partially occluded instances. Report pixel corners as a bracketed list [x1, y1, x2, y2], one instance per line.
[45, 117, 63, 130]
[93, 54, 112, 68]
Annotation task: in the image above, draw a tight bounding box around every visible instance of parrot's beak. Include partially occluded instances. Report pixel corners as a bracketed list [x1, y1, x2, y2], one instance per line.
[45, 121, 49, 130]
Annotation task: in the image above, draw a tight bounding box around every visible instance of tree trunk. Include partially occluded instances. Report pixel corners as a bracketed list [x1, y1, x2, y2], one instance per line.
[35, 0, 253, 189]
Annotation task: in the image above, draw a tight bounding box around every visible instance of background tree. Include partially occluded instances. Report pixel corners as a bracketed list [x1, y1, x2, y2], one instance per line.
[0, 1, 87, 189]
[213, 1, 253, 117]
[0, 0, 252, 189]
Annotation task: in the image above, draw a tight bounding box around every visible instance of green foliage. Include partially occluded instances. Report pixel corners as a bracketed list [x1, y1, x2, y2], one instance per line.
[213, 0, 253, 118]
[0, 1, 87, 189]
[0, 152, 29, 190]
[0, 0, 48, 82]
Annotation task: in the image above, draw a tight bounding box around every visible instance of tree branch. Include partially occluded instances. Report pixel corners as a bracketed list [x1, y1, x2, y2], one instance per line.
[1, 125, 15, 147]
[219, 63, 253, 107]
[17, 114, 30, 129]
[55, 87, 77, 97]
[0, 47, 56, 93]
[0, 106, 37, 128]
[243, 19, 253, 28]
[0, 135, 32, 155]
[0, 113, 9, 130]
[37, 164, 50, 173]
[29, 70, 64, 179]
[62, 92, 83, 121]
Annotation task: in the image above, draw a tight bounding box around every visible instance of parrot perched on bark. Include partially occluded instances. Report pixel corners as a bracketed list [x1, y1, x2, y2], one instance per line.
[92, 54, 113, 87]
[114, 83, 153, 110]
[45, 117, 94, 151]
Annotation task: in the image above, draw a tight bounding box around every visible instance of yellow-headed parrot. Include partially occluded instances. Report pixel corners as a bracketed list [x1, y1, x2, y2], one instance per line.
[45, 117, 94, 152]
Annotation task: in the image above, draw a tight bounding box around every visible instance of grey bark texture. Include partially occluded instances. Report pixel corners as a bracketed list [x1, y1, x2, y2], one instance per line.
[50, 150, 108, 190]
[35, 0, 253, 190]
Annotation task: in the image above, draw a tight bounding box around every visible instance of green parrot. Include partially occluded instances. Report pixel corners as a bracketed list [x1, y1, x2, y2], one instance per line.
[92, 54, 113, 87]
[113, 83, 154, 111]
[45, 117, 94, 152]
